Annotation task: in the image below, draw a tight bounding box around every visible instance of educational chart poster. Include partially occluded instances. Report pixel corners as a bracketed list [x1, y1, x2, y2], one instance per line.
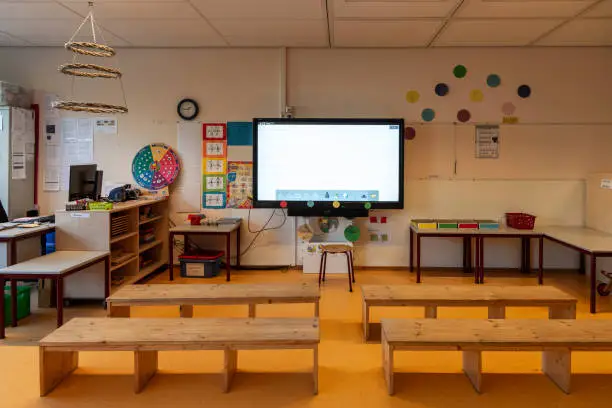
[202, 123, 228, 208]
[226, 161, 253, 209]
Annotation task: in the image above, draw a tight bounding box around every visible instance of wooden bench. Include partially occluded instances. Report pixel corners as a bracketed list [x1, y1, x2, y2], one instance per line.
[362, 285, 577, 341]
[39, 317, 320, 396]
[107, 282, 320, 318]
[381, 318, 612, 395]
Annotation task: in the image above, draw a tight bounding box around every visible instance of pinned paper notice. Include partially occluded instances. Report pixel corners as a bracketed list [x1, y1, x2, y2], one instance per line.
[601, 179, 612, 190]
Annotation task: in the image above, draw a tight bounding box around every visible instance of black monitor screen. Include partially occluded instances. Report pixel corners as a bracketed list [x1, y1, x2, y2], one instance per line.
[68, 164, 98, 201]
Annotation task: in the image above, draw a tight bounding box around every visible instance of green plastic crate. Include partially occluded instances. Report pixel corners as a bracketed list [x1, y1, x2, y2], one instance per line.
[437, 220, 458, 229]
[3, 285, 31, 326]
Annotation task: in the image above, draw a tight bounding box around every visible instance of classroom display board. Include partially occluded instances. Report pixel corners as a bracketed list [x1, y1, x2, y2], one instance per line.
[132, 143, 180, 190]
[202, 123, 228, 209]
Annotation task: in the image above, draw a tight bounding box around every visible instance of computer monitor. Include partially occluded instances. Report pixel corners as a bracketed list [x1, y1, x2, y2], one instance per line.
[68, 164, 98, 201]
[0, 199, 8, 223]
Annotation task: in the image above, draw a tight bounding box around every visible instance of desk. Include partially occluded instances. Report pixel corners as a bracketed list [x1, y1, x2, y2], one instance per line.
[0, 224, 55, 265]
[169, 222, 241, 282]
[0, 250, 110, 339]
[409, 225, 543, 284]
[540, 226, 612, 314]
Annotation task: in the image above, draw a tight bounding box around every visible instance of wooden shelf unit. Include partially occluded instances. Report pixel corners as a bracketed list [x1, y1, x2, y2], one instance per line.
[55, 198, 169, 299]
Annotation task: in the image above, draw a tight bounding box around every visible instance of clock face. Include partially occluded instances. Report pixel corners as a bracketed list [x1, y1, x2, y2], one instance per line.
[178, 98, 199, 120]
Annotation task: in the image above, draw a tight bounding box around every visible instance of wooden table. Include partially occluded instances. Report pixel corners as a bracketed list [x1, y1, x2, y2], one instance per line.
[540, 226, 612, 314]
[40, 317, 320, 395]
[0, 224, 55, 265]
[381, 318, 612, 395]
[169, 222, 241, 281]
[0, 250, 110, 339]
[107, 282, 321, 318]
[409, 225, 543, 284]
[361, 284, 577, 341]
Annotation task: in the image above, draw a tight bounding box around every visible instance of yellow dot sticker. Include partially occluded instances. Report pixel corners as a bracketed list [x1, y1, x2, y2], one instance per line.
[332, 201, 340, 209]
[405, 90, 420, 104]
[470, 89, 484, 102]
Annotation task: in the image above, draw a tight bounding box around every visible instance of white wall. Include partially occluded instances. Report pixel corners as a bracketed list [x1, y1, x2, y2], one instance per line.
[1, 46, 611, 269]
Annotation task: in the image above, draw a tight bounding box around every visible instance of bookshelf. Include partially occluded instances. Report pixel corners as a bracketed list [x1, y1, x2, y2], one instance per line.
[55, 198, 169, 299]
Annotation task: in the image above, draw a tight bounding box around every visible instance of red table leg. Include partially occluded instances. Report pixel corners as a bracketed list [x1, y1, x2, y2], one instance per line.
[168, 232, 175, 281]
[416, 234, 421, 283]
[409, 228, 414, 273]
[0, 277, 5, 339]
[479, 237, 485, 284]
[226, 233, 231, 281]
[56, 278, 64, 327]
[104, 255, 110, 300]
[10, 280, 17, 327]
[538, 236, 544, 285]
[590, 255, 597, 314]
[236, 227, 241, 269]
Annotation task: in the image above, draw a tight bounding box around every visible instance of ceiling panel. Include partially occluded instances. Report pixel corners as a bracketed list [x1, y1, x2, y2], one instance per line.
[0, 2, 80, 19]
[435, 19, 563, 45]
[101, 19, 226, 46]
[537, 18, 612, 44]
[582, 0, 612, 17]
[191, 0, 325, 19]
[334, 0, 459, 18]
[0, 18, 130, 46]
[60, 1, 201, 19]
[334, 20, 444, 47]
[457, 0, 596, 18]
[211, 19, 328, 46]
[0, 31, 29, 46]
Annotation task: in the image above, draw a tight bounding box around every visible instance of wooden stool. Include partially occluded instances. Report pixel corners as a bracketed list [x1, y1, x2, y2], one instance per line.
[318, 244, 355, 292]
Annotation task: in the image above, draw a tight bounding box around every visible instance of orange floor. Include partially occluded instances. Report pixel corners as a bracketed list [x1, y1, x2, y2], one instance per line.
[1, 268, 612, 408]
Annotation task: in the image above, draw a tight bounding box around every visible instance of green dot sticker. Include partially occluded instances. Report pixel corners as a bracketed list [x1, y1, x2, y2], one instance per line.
[453, 65, 467, 78]
[344, 225, 361, 242]
[421, 108, 435, 122]
[364, 202, 372, 210]
[307, 200, 314, 208]
[487, 74, 501, 88]
[332, 201, 340, 209]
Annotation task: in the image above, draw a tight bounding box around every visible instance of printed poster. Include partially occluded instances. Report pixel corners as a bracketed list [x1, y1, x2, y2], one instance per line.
[226, 161, 253, 209]
[202, 123, 227, 208]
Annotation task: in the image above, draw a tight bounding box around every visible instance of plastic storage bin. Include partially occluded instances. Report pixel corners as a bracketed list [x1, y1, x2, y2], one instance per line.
[3, 285, 31, 326]
[0, 82, 32, 108]
[179, 250, 224, 278]
[505, 213, 536, 230]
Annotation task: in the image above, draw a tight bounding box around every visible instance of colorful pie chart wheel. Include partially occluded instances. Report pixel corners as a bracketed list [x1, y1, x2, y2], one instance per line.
[132, 143, 181, 190]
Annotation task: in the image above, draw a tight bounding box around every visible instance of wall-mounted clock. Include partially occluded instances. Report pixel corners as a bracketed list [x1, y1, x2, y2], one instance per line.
[177, 98, 199, 121]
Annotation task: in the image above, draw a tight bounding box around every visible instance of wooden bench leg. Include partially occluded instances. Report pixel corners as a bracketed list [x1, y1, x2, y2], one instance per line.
[488, 305, 506, 319]
[424, 306, 437, 318]
[108, 304, 131, 318]
[313, 345, 319, 395]
[314, 301, 320, 318]
[462, 350, 482, 393]
[223, 349, 238, 393]
[382, 334, 394, 395]
[363, 302, 370, 341]
[549, 304, 576, 319]
[134, 350, 158, 393]
[542, 348, 571, 394]
[248, 304, 256, 318]
[180, 305, 194, 318]
[39, 347, 78, 396]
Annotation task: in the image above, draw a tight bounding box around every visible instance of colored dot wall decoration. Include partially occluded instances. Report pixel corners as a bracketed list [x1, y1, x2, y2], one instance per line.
[502, 102, 516, 115]
[421, 108, 435, 122]
[344, 225, 361, 242]
[333, 201, 340, 209]
[405, 90, 420, 103]
[470, 89, 484, 102]
[307, 200, 314, 208]
[457, 109, 471, 123]
[435, 83, 449, 96]
[487, 74, 501, 88]
[405, 126, 416, 140]
[364, 202, 372, 210]
[453, 65, 467, 78]
[518, 85, 531, 98]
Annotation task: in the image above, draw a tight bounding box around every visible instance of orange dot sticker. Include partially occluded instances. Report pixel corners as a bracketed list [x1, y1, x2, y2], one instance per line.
[333, 201, 340, 209]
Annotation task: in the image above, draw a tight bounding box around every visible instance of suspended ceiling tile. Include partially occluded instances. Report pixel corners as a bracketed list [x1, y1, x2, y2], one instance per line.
[582, 0, 612, 17]
[211, 19, 328, 46]
[434, 19, 563, 45]
[537, 18, 612, 45]
[334, 20, 444, 47]
[334, 0, 459, 18]
[456, 0, 596, 18]
[191, 0, 325, 19]
[0, 32, 30, 46]
[101, 19, 227, 47]
[0, 2, 80, 19]
[59, 1, 201, 19]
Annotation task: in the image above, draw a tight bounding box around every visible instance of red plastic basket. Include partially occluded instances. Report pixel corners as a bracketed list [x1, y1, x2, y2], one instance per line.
[505, 212, 536, 230]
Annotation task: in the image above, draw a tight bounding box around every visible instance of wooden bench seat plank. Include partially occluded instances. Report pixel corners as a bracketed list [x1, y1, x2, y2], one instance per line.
[382, 319, 612, 349]
[41, 317, 319, 349]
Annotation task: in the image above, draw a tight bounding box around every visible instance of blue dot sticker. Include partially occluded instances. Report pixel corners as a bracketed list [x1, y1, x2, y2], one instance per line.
[307, 200, 314, 208]
[518, 85, 531, 98]
[434, 83, 449, 96]
[421, 108, 435, 122]
[227, 172, 237, 182]
[487, 74, 501, 88]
